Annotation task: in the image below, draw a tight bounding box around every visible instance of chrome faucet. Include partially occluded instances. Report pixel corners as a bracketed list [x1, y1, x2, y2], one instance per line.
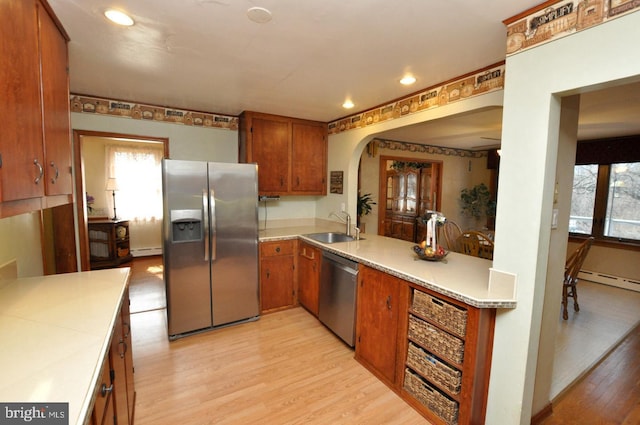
[330, 211, 351, 236]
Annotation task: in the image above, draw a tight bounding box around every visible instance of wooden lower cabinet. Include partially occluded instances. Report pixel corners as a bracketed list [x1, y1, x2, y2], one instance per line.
[259, 240, 296, 312]
[91, 358, 114, 425]
[91, 288, 136, 425]
[355, 265, 407, 386]
[297, 241, 321, 316]
[355, 265, 495, 425]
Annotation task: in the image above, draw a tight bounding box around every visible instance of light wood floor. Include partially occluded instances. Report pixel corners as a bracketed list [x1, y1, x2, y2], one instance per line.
[128, 257, 428, 424]
[127, 256, 640, 424]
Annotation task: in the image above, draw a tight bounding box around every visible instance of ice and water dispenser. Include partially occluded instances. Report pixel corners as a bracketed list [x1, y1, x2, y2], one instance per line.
[170, 209, 203, 243]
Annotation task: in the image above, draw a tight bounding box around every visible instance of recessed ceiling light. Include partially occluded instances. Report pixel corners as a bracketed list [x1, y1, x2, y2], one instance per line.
[104, 9, 134, 26]
[247, 7, 272, 23]
[342, 100, 354, 109]
[400, 75, 416, 85]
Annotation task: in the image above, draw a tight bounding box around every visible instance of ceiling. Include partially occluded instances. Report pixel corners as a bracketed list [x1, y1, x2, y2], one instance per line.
[49, 0, 640, 150]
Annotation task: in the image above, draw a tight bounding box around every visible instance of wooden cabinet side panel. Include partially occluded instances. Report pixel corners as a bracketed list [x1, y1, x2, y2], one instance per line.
[38, 2, 72, 196]
[0, 0, 45, 202]
[461, 307, 496, 425]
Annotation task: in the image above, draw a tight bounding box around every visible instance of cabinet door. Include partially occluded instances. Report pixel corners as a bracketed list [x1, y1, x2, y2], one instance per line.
[120, 290, 135, 425]
[252, 117, 290, 194]
[91, 358, 115, 425]
[260, 254, 295, 311]
[38, 2, 72, 196]
[291, 122, 326, 194]
[109, 307, 130, 425]
[356, 266, 401, 384]
[0, 0, 45, 202]
[297, 242, 320, 315]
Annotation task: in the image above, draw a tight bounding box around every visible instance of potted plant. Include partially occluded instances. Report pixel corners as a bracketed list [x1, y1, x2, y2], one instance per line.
[357, 192, 376, 227]
[459, 183, 496, 225]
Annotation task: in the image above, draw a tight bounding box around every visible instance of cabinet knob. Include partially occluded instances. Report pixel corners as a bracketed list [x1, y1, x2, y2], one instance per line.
[101, 383, 113, 397]
[275, 247, 281, 253]
[386, 295, 392, 310]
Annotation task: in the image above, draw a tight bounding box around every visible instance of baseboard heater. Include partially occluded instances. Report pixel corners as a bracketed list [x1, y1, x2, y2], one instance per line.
[579, 269, 640, 293]
[131, 247, 162, 257]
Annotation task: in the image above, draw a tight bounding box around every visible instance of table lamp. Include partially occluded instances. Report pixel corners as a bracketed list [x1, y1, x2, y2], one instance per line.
[105, 177, 119, 220]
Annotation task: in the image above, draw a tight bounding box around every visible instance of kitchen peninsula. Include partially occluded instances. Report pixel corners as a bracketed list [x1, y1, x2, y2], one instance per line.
[260, 221, 516, 308]
[260, 221, 516, 424]
[0, 268, 132, 425]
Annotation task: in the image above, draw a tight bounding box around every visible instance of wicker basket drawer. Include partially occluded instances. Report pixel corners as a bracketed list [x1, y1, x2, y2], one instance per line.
[404, 368, 459, 425]
[408, 315, 464, 364]
[412, 290, 468, 337]
[407, 342, 462, 395]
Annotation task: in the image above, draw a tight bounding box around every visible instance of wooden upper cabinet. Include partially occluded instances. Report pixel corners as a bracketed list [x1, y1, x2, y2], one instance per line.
[39, 2, 72, 196]
[291, 122, 327, 194]
[239, 111, 327, 196]
[0, 0, 71, 206]
[250, 116, 290, 193]
[0, 0, 45, 202]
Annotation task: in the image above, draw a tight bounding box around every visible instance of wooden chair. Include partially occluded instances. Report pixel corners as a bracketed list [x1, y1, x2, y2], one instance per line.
[457, 231, 495, 260]
[562, 237, 595, 320]
[441, 220, 463, 252]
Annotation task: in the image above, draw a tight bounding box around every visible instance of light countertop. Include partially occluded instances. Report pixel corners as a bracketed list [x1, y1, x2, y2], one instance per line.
[0, 268, 131, 425]
[260, 223, 516, 309]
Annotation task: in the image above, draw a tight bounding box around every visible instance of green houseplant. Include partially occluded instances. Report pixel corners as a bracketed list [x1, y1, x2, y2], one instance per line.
[357, 193, 376, 226]
[459, 183, 496, 220]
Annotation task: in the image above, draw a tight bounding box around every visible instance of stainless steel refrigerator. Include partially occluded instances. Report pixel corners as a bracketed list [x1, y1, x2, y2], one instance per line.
[162, 159, 260, 339]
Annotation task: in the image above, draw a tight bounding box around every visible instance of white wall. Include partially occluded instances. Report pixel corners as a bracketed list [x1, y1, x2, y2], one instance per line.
[71, 112, 239, 162]
[0, 212, 44, 278]
[486, 12, 640, 424]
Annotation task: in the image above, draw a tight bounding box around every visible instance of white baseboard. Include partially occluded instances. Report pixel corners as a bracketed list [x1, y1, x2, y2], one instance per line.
[579, 269, 640, 293]
[131, 247, 162, 257]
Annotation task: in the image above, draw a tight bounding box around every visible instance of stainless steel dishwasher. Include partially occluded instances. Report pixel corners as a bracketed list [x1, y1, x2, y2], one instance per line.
[319, 251, 359, 347]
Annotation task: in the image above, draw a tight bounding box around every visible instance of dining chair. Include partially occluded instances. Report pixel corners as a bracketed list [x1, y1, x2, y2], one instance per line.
[562, 237, 595, 320]
[441, 220, 463, 252]
[457, 230, 495, 260]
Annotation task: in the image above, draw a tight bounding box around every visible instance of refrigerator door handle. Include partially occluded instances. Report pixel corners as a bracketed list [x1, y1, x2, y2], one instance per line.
[202, 189, 209, 261]
[210, 189, 217, 261]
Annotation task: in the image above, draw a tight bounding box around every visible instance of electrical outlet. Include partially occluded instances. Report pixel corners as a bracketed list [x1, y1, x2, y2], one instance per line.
[341, 203, 346, 212]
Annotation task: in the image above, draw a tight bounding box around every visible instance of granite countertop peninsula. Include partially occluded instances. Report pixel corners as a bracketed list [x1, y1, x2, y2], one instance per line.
[260, 219, 516, 309]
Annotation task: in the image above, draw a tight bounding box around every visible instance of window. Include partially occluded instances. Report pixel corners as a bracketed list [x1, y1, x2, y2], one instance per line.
[570, 162, 640, 243]
[106, 142, 163, 221]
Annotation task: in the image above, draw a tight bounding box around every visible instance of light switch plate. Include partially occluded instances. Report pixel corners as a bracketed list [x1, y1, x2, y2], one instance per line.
[551, 208, 559, 229]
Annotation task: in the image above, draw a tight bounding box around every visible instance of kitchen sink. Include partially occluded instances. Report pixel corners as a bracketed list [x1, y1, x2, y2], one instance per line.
[303, 232, 363, 244]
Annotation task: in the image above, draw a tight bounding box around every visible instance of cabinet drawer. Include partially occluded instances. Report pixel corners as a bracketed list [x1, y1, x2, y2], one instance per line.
[411, 290, 468, 338]
[404, 368, 459, 425]
[408, 314, 464, 365]
[260, 241, 294, 257]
